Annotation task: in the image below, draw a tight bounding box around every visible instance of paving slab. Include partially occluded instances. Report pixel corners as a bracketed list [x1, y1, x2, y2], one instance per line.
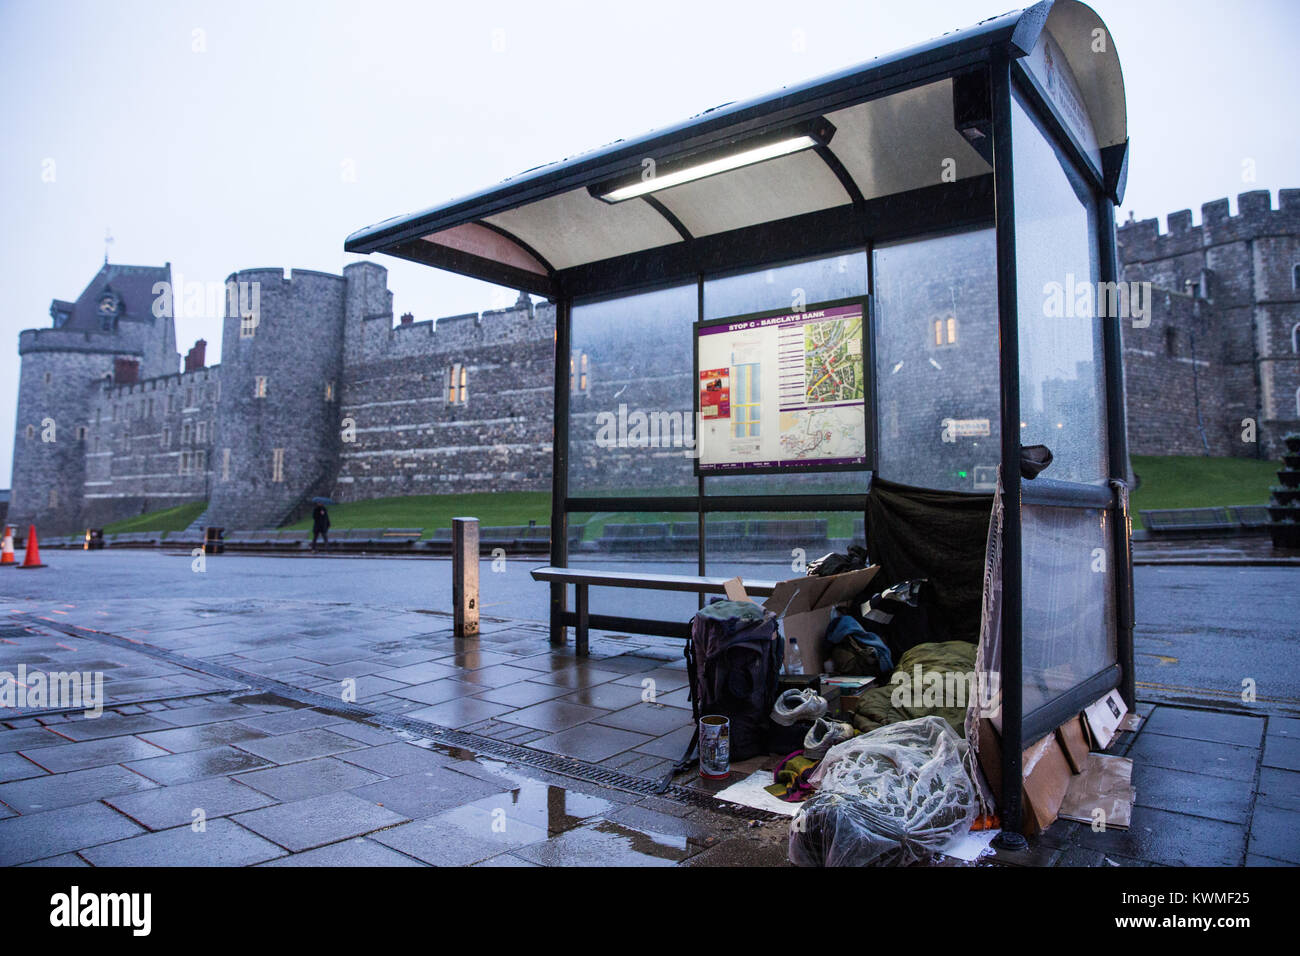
[42, 712, 175, 742]
[1262, 734, 1300, 772]
[348, 768, 506, 819]
[335, 741, 456, 776]
[471, 681, 574, 708]
[0, 751, 47, 784]
[233, 791, 408, 852]
[0, 762, 159, 814]
[369, 816, 532, 866]
[105, 776, 276, 830]
[1126, 732, 1260, 781]
[0, 801, 146, 866]
[529, 724, 653, 762]
[126, 744, 274, 785]
[261, 837, 427, 866]
[237, 707, 349, 736]
[1132, 763, 1255, 824]
[402, 696, 515, 728]
[1140, 707, 1266, 747]
[20, 735, 168, 773]
[1256, 767, 1300, 812]
[232, 727, 365, 765]
[1246, 804, 1300, 865]
[510, 817, 691, 866]
[389, 679, 482, 706]
[137, 721, 269, 754]
[1073, 805, 1247, 866]
[152, 702, 262, 727]
[498, 699, 606, 732]
[234, 756, 386, 802]
[595, 702, 695, 737]
[81, 818, 288, 867]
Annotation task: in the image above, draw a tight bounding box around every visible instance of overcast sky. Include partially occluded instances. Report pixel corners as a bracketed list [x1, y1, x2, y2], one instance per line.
[2, 0, 1297, 485]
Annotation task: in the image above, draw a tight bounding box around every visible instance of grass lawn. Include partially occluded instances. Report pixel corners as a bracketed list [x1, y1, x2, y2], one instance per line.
[1130, 454, 1277, 528]
[97, 455, 1278, 536]
[103, 501, 207, 534]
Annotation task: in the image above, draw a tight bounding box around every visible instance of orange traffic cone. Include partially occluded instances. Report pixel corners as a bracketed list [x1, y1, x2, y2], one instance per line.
[17, 525, 46, 569]
[0, 526, 14, 566]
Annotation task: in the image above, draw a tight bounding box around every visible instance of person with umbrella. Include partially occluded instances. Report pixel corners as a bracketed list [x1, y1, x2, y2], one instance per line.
[311, 497, 332, 551]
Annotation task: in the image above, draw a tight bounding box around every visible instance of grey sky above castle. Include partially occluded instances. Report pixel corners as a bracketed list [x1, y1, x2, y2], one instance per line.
[2, 0, 1298, 486]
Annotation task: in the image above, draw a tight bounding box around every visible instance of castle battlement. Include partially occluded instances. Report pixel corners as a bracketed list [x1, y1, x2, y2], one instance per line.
[100, 363, 222, 399]
[1118, 188, 1300, 262]
[18, 327, 141, 355]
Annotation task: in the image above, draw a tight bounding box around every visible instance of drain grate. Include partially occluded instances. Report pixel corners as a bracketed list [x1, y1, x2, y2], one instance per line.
[20, 613, 784, 821]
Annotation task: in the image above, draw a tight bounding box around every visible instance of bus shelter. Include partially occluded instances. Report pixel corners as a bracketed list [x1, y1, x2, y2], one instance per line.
[346, 0, 1133, 836]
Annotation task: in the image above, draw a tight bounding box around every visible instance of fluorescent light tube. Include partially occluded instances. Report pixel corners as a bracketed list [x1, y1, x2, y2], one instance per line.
[600, 135, 818, 202]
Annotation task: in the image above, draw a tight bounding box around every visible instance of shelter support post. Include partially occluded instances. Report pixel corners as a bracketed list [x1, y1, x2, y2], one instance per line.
[1099, 201, 1137, 711]
[550, 298, 572, 647]
[991, 55, 1026, 844]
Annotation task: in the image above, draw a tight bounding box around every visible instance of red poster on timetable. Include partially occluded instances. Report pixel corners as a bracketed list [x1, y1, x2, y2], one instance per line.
[699, 368, 730, 420]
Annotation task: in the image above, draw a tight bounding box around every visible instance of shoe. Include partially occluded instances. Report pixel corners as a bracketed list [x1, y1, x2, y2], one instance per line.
[802, 717, 857, 757]
[771, 688, 827, 726]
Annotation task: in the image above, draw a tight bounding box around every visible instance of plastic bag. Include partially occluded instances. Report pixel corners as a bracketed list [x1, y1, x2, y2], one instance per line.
[788, 716, 978, 867]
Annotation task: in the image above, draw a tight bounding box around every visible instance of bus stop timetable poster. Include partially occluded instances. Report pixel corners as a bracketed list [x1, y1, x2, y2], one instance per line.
[696, 301, 868, 473]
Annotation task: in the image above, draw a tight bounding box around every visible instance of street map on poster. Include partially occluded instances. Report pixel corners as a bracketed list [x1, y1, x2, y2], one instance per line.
[696, 301, 867, 472]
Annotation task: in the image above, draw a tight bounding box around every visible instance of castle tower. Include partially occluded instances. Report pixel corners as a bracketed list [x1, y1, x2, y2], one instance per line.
[204, 269, 352, 529]
[1118, 189, 1300, 458]
[9, 263, 178, 534]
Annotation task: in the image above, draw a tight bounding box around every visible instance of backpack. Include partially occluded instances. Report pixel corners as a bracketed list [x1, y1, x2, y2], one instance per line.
[657, 600, 783, 790]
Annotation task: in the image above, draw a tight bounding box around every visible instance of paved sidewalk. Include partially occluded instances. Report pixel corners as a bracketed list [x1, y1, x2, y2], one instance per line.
[2, 593, 1296, 866]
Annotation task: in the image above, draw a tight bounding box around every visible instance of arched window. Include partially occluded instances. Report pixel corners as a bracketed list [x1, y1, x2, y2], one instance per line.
[1292, 322, 1300, 354]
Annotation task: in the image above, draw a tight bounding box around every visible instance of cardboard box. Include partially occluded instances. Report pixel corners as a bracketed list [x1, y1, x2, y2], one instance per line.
[758, 567, 879, 674]
[1055, 714, 1090, 774]
[1083, 689, 1129, 751]
[1058, 754, 1135, 830]
[977, 718, 1075, 836]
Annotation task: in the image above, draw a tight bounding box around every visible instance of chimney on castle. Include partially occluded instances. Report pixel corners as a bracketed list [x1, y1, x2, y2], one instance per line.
[184, 339, 207, 372]
[400, 312, 414, 326]
[113, 358, 139, 385]
[514, 290, 534, 318]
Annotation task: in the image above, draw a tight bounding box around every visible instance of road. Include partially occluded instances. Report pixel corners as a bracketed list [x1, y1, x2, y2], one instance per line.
[3, 550, 1297, 715]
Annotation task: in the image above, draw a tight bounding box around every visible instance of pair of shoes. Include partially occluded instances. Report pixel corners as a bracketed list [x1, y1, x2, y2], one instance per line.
[771, 688, 827, 726]
[802, 718, 857, 758]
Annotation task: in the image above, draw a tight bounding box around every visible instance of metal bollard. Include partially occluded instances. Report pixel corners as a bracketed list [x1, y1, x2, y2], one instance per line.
[452, 517, 479, 638]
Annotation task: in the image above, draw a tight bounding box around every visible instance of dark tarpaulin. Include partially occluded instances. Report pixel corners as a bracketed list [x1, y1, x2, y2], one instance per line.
[865, 477, 993, 656]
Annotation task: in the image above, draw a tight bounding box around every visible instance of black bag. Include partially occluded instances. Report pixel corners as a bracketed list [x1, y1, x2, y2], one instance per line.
[656, 600, 783, 791]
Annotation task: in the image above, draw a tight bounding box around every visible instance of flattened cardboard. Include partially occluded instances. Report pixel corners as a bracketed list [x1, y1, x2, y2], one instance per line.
[723, 577, 751, 603]
[1083, 690, 1129, 751]
[976, 718, 1075, 836]
[1056, 715, 1090, 774]
[1059, 754, 1134, 830]
[762, 566, 878, 675]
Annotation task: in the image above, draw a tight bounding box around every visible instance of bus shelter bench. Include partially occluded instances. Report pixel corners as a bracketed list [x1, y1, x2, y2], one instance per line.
[530, 566, 777, 655]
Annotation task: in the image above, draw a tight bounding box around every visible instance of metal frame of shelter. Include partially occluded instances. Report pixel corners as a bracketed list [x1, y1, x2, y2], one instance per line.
[346, 0, 1134, 835]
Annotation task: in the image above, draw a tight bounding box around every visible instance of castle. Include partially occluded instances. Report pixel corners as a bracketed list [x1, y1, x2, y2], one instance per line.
[8, 188, 1299, 535]
[8, 262, 555, 535]
[1117, 188, 1300, 459]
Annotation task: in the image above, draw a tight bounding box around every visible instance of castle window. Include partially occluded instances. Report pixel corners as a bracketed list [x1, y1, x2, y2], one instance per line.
[272, 448, 285, 483]
[44, 372, 51, 385]
[570, 351, 591, 395]
[162, 427, 170, 448]
[255, 376, 268, 398]
[76, 426, 87, 441]
[1292, 322, 1300, 354]
[25, 425, 34, 440]
[933, 316, 957, 347]
[196, 422, 206, 443]
[180, 452, 190, 475]
[194, 449, 206, 472]
[49, 489, 57, 508]
[240, 313, 257, 338]
[181, 422, 191, 444]
[147, 398, 154, 418]
[186, 387, 194, 406]
[324, 380, 334, 401]
[447, 364, 468, 405]
[221, 448, 231, 482]
[1165, 327, 1177, 357]
[1293, 264, 1300, 292]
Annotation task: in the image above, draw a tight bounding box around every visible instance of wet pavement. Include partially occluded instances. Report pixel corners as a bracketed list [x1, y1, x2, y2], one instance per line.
[1, 550, 1297, 866]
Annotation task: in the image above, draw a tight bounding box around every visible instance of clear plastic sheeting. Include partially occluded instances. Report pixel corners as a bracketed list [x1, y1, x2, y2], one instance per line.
[789, 716, 979, 867]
